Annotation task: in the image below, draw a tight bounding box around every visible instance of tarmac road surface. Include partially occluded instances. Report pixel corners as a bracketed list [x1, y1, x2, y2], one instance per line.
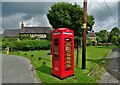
[99, 48, 120, 84]
[1, 54, 40, 83]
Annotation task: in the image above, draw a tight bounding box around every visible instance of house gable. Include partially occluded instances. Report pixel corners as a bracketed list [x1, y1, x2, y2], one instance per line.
[88, 32, 96, 42]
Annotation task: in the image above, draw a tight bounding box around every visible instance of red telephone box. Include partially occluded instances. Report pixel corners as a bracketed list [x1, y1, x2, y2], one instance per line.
[52, 28, 74, 79]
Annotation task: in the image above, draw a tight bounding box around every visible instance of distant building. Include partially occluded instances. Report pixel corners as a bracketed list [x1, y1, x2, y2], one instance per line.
[2, 22, 52, 38]
[88, 31, 96, 42]
[20, 27, 52, 38]
[3, 29, 20, 38]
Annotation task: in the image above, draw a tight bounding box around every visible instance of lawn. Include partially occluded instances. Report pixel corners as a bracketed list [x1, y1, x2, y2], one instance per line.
[0, 38, 2, 53]
[11, 46, 117, 84]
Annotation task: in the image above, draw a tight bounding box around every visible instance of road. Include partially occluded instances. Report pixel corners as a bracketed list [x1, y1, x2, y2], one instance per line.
[99, 48, 120, 84]
[0, 54, 2, 84]
[0, 48, 119, 84]
[1, 54, 40, 83]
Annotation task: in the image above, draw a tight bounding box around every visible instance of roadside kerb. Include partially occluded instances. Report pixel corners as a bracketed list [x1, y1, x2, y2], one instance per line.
[87, 49, 113, 77]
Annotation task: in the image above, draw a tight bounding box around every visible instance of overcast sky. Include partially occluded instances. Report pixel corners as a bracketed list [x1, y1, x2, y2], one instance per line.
[0, 0, 120, 33]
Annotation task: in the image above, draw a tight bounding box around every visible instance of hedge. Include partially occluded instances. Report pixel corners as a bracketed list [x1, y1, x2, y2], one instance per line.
[2, 39, 51, 51]
[2, 38, 18, 42]
[14, 40, 51, 51]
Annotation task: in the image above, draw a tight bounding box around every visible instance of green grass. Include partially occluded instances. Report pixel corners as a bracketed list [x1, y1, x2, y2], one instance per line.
[11, 46, 117, 84]
[0, 38, 2, 53]
[0, 38, 2, 46]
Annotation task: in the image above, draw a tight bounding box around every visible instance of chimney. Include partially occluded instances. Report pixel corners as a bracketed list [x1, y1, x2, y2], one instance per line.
[21, 21, 24, 28]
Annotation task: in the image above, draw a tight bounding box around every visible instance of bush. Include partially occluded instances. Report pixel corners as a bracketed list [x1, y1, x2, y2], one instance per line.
[31, 54, 34, 57]
[42, 61, 46, 65]
[2, 38, 18, 42]
[96, 36, 102, 43]
[86, 37, 92, 46]
[17, 52, 20, 54]
[111, 36, 119, 46]
[38, 57, 41, 60]
[2, 38, 18, 51]
[92, 41, 96, 46]
[15, 40, 51, 51]
[24, 53, 27, 56]
[2, 41, 16, 51]
[2, 39, 51, 51]
[19, 34, 32, 40]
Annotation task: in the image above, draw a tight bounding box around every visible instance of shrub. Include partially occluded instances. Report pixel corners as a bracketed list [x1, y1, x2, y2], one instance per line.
[46, 33, 52, 41]
[2, 41, 16, 51]
[31, 54, 34, 57]
[2, 38, 18, 51]
[17, 52, 20, 54]
[38, 57, 41, 60]
[86, 37, 92, 46]
[42, 61, 46, 65]
[24, 53, 27, 56]
[92, 41, 96, 46]
[19, 34, 32, 40]
[15, 40, 51, 51]
[111, 36, 119, 46]
[2, 38, 18, 42]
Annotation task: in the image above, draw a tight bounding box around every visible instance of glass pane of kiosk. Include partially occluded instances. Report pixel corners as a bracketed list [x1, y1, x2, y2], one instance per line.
[54, 38, 59, 60]
[64, 38, 72, 71]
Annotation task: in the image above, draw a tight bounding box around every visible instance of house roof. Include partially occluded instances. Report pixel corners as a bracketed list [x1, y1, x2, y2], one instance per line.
[2, 27, 52, 38]
[20, 27, 52, 34]
[3, 29, 20, 38]
[88, 32, 96, 37]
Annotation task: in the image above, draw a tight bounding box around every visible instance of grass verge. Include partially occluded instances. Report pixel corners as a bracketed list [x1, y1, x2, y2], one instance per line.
[10, 46, 117, 84]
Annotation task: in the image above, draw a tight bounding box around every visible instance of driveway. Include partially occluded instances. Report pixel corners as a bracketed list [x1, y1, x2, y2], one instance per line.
[99, 48, 120, 84]
[1, 54, 40, 83]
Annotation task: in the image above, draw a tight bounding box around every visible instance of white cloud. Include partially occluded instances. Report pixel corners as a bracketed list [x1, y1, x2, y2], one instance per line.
[0, 1, 2, 33]
[23, 17, 41, 27]
[22, 14, 52, 27]
[2, 13, 52, 31]
[88, 2, 118, 32]
[93, 19, 118, 32]
[34, 15, 52, 27]
[0, 16, 2, 33]
[2, 0, 119, 2]
[1, 1, 119, 33]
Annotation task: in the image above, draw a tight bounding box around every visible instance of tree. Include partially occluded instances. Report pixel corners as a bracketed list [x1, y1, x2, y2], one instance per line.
[74, 36, 82, 67]
[111, 36, 119, 45]
[47, 2, 94, 36]
[108, 27, 120, 43]
[110, 27, 119, 35]
[95, 30, 108, 43]
[96, 36, 102, 44]
[47, 2, 95, 67]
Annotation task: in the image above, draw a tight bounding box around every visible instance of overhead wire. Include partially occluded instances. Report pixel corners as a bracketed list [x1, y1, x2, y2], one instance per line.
[87, 0, 109, 31]
[103, 0, 118, 30]
[104, 0, 116, 22]
[87, 0, 118, 31]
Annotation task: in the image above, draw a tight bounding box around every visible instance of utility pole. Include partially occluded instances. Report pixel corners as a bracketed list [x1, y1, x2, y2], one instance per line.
[82, 0, 87, 69]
